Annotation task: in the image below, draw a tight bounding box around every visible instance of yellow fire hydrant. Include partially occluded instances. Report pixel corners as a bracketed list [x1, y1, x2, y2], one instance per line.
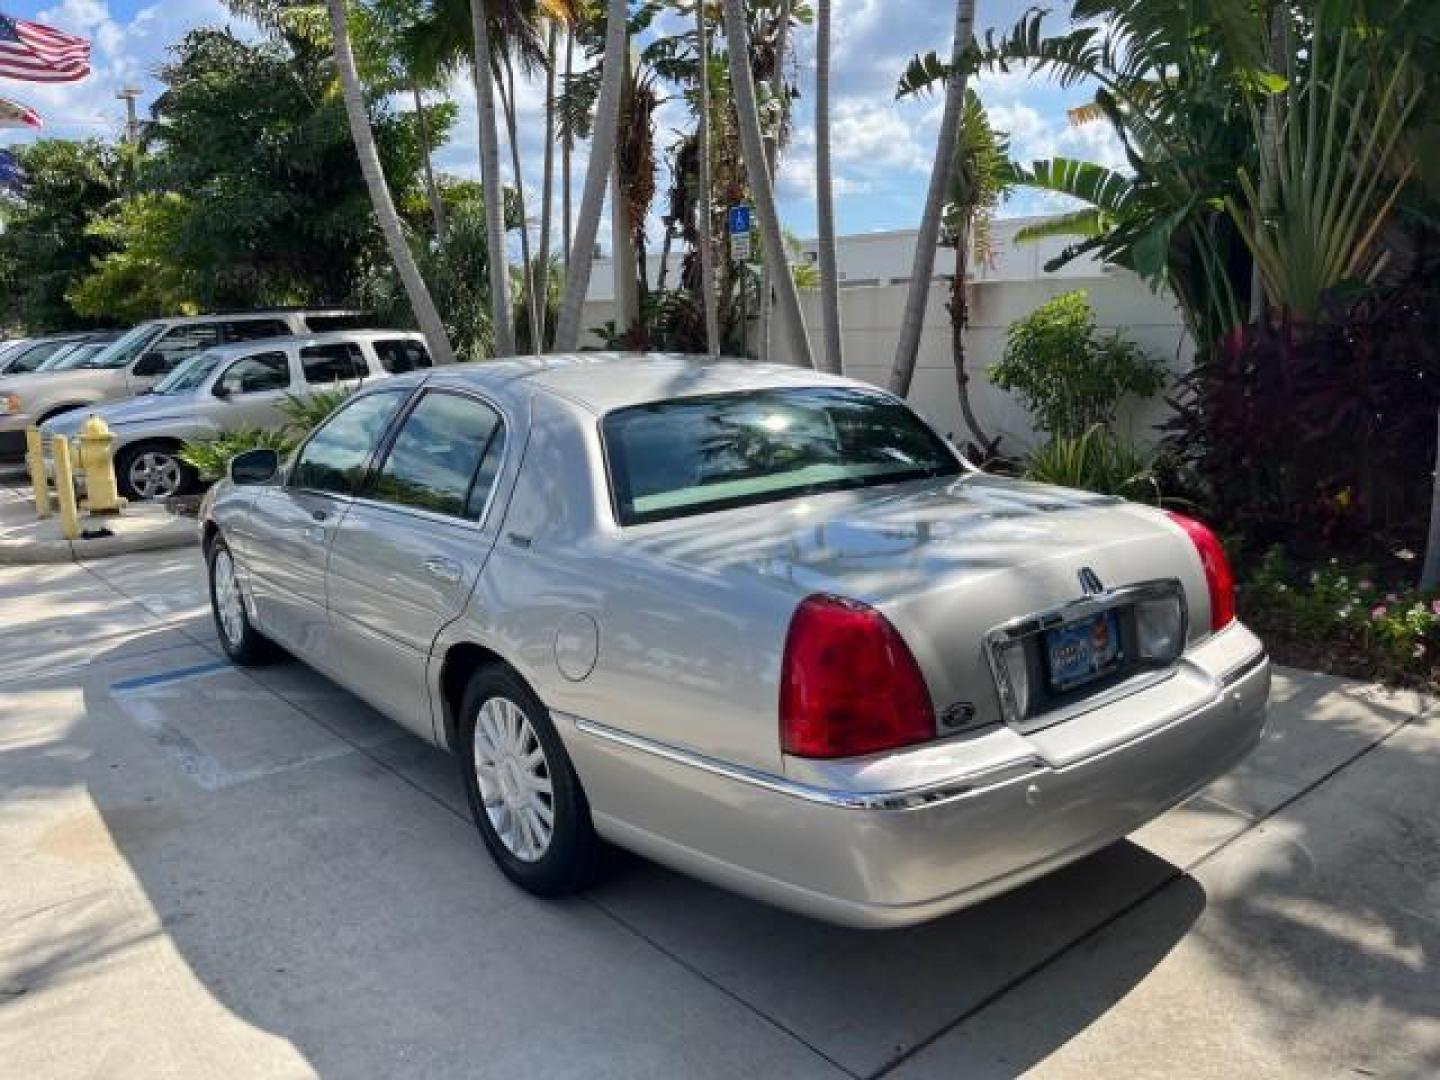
[76, 414, 126, 514]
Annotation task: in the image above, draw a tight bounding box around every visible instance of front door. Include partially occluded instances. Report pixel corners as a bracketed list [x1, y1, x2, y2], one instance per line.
[325, 389, 510, 735]
[211, 350, 295, 433]
[241, 388, 411, 663]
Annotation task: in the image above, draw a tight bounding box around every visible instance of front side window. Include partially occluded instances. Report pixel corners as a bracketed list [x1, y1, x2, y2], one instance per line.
[370, 392, 505, 520]
[302, 343, 367, 385]
[372, 338, 432, 374]
[9, 340, 73, 372]
[81, 323, 166, 369]
[290, 390, 407, 496]
[217, 352, 291, 396]
[603, 387, 961, 525]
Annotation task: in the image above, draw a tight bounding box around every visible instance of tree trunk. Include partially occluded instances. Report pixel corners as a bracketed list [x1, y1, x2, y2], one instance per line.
[757, 0, 793, 363]
[413, 84, 448, 244]
[1422, 408, 1440, 591]
[553, 0, 629, 352]
[814, 0, 842, 375]
[562, 29, 574, 271]
[1251, 7, 1286, 324]
[888, 0, 975, 395]
[696, 0, 720, 357]
[535, 21, 558, 352]
[327, 0, 455, 365]
[610, 41, 640, 337]
[948, 264, 994, 453]
[497, 53, 539, 354]
[469, 0, 515, 356]
[721, 0, 813, 369]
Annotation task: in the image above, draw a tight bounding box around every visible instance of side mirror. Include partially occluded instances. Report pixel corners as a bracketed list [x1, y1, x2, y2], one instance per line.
[133, 351, 170, 377]
[212, 382, 232, 400]
[229, 447, 280, 486]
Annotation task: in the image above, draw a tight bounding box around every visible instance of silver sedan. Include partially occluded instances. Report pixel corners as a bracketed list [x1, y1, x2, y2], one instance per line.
[200, 355, 1270, 928]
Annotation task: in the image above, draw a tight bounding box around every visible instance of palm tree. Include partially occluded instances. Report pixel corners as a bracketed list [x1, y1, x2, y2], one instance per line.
[411, 85, 449, 242]
[814, 0, 842, 374]
[535, 18, 559, 350]
[469, 0, 517, 356]
[696, 0, 720, 356]
[326, 0, 456, 365]
[553, 0, 629, 352]
[888, 0, 975, 396]
[721, 0, 813, 368]
[756, 0, 794, 363]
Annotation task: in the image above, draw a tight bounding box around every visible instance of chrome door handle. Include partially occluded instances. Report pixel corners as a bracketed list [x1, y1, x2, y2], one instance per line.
[304, 525, 326, 544]
[424, 556, 463, 583]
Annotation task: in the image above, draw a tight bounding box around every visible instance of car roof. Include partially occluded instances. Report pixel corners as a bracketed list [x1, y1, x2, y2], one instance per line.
[418, 353, 862, 414]
[149, 309, 363, 328]
[192, 329, 425, 360]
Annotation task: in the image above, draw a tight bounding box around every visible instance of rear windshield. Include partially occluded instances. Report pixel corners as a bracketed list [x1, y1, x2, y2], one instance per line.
[602, 387, 960, 525]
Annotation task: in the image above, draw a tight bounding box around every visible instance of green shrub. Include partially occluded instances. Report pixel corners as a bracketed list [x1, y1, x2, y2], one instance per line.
[990, 290, 1165, 439]
[1023, 425, 1163, 504]
[179, 428, 296, 480]
[279, 388, 349, 434]
[1244, 547, 1440, 684]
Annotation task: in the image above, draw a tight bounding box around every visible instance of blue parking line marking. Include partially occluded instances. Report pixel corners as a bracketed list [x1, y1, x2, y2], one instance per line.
[110, 659, 232, 693]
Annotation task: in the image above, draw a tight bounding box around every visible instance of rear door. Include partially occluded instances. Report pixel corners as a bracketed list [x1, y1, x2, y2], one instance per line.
[243, 388, 411, 664]
[211, 349, 294, 432]
[324, 388, 510, 733]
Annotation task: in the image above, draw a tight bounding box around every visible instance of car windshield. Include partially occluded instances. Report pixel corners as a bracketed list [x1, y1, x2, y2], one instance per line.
[79, 323, 164, 369]
[602, 387, 961, 525]
[153, 350, 225, 394]
[39, 342, 99, 371]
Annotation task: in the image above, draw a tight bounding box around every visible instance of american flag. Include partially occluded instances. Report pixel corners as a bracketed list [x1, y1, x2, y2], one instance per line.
[0, 13, 90, 83]
[0, 94, 40, 129]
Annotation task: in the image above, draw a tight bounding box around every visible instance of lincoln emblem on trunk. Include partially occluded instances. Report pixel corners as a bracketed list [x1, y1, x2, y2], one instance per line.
[1078, 567, 1105, 596]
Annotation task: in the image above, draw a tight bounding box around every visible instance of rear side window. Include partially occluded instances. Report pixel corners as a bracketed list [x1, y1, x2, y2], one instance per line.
[217, 352, 290, 396]
[370, 392, 505, 520]
[223, 319, 290, 343]
[372, 338, 432, 374]
[304, 314, 366, 332]
[143, 325, 221, 374]
[301, 343, 367, 384]
[291, 390, 408, 495]
[603, 387, 960, 525]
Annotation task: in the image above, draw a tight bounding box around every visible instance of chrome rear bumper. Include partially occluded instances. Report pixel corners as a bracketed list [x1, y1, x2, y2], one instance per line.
[565, 623, 1270, 929]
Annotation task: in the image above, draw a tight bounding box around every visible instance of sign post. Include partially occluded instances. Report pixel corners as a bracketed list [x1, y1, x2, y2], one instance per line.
[728, 205, 753, 262]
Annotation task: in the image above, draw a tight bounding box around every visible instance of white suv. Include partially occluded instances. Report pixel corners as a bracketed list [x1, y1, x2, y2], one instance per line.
[0, 310, 365, 459]
[42, 331, 430, 500]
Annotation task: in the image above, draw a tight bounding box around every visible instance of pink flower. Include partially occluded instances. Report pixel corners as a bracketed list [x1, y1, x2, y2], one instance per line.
[1431, 600, 1440, 616]
[1371, 605, 1388, 620]
[1358, 579, 1374, 592]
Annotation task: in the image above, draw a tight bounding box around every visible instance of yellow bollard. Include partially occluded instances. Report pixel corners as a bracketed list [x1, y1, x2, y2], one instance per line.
[52, 435, 81, 541]
[76, 414, 125, 514]
[25, 426, 50, 519]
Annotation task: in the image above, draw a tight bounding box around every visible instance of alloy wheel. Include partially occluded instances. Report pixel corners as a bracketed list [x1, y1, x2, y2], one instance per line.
[128, 451, 183, 499]
[473, 696, 555, 863]
[212, 548, 246, 649]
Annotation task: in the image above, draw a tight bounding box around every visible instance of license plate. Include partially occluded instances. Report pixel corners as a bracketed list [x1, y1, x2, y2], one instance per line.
[1044, 610, 1123, 693]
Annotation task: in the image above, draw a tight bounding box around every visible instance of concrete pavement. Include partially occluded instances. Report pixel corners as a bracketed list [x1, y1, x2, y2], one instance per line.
[0, 548, 1436, 1078]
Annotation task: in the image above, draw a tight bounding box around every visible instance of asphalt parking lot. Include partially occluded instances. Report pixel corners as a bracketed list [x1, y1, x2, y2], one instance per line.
[2, 524, 1437, 1075]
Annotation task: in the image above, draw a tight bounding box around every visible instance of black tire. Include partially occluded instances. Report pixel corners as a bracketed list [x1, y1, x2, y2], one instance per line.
[207, 534, 277, 665]
[117, 440, 199, 501]
[457, 665, 602, 896]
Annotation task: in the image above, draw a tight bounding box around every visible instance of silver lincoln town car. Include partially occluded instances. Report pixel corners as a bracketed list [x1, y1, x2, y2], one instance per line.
[201, 354, 1270, 928]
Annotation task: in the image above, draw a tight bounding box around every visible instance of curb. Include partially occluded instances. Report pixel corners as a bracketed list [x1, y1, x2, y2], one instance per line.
[0, 518, 198, 565]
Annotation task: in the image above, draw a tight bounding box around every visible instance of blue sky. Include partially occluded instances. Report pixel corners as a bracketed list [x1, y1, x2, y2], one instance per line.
[1, 0, 1119, 237]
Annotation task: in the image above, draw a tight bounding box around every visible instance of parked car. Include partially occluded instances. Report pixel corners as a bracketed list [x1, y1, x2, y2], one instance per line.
[0, 333, 94, 377]
[0, 310, 366, 459]
[35, 331, 126, 372]
[200, 355, 1271, 929]
[43, 331, 430, 500]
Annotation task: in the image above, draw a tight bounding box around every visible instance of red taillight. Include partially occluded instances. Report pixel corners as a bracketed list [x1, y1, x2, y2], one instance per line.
[1167, 511, 1236, 632]
[779, 595, 936, 759]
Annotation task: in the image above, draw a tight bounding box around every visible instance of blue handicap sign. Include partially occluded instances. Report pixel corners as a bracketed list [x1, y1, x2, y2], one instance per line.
[727, 206, 752, 236]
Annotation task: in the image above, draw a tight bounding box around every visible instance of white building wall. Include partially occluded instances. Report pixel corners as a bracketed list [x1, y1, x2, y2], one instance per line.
[581, 219, 1191, 453]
